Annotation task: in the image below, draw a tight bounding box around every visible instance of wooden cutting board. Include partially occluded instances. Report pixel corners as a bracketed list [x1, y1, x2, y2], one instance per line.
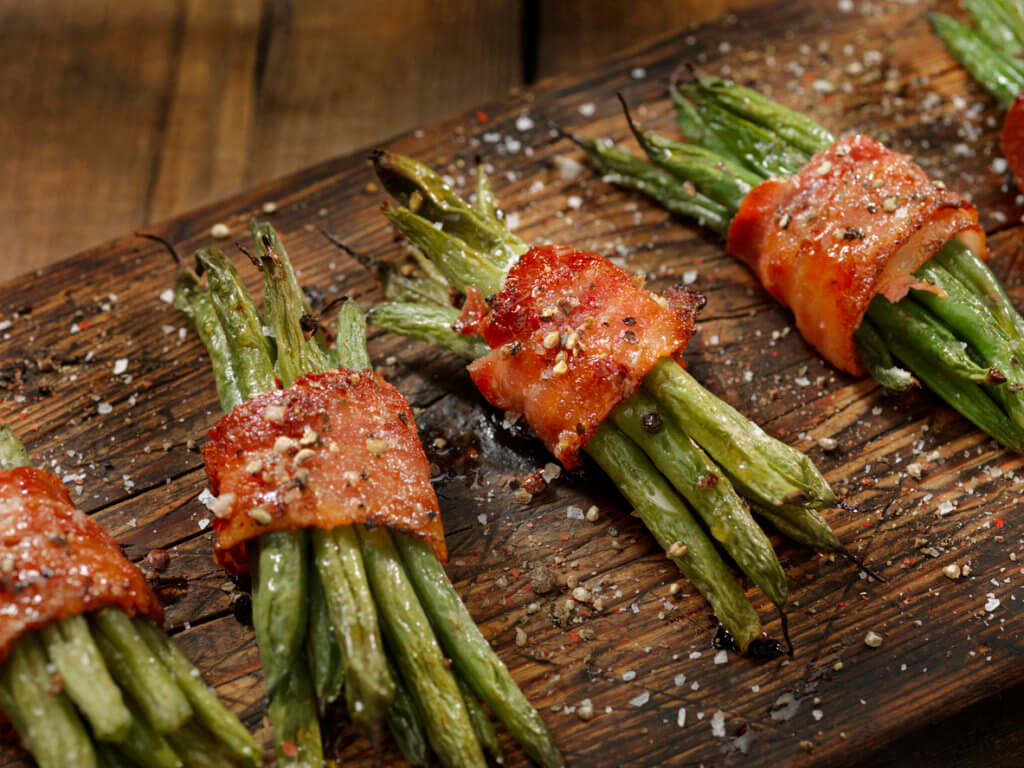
[1, 0, 1022, 765]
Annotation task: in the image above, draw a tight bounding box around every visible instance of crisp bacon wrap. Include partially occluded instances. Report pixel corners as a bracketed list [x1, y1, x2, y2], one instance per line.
[727, 134, 985, 376]
[203, 370, 445, 574]
[460, 245, 703, 469]
[1002, 92, 1024, 193]
[0, 467, 163, 665]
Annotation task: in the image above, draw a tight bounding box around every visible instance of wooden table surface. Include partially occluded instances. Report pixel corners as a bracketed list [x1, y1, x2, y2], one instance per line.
[0, 0, 760, 283]
[2, 0, 1024, 766]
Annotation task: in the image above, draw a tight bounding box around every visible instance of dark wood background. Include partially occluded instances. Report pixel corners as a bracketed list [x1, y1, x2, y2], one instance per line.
[2, 0, 1024, 766]
[0, 0, 761, 283]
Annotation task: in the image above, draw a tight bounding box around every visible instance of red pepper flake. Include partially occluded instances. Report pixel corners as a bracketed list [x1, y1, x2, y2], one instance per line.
[476, 111, 489, 123]
[838, 601, 846, 607]
[995, 518, 1005, 529]
[568, 629, 581, 643]
[559, 534, 569, 541]
[510, 567, 521, 579]
[79, 321, 91, 330]
[281, 741, 298, 757]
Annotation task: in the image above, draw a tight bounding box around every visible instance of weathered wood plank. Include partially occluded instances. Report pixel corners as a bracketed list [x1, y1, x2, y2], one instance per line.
[1, 0, 1023, 766]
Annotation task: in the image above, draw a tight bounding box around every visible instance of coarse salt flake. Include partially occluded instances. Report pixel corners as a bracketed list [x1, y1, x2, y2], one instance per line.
[713, 650, 728, 665]
[113, 359, 128, 375]
[159, 289, 175, 304]
[710, 710, 726, 738]
[211, 223, 230, 239]
[628, 691, 650, 707]
[578, 102, 596, 117]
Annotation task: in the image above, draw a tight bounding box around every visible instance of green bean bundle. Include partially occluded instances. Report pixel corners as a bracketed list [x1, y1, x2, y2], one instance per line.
[569, 71, 1024, 452]
[0, 426, 260, 768]
[364, 150, 868, 657]
[173, 222, 562, 766]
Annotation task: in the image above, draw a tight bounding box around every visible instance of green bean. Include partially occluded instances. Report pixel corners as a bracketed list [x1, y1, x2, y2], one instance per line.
[644, 358, 835, 508]
[0, 633, 97, 768]
[251, 219, 312, 314]
[621, 102, 758, 214]
[933, 238, 1024, 342]
[94, 741, 139, 768]
[993, 0, 1024, 47]
[386, 655, 431, 767]
[965, 0, 1024, 65]
[912, 260, 1024, 426]
[312, 526, 394, 727]
[173, 264, 245, 411]
[395, 533, 564, 767]
[612, 391, 787, 606]
[367, 302, 491, 361]
[0, 425, 31, 470]
[165, 719, 252, 768]
[691, 97, 811, 179]
[195, 248, 277, 400]
[306, 562, 344, 712]
[40, 614, 131, 741]
[457, 676, 503, 763]
[384, 206, 506, 295]
[584, 424, 767, 652]
[373, 149, 527, 270]
[929, 12, 1024, 107]
[357, 525, 486, 768]
[751, 504, 841, 552]
[249, 531, 310, 698]
[671, 87, 746, 163]
[377, 260, 451, 306]
[112, 706, 183, 768]
[133, 618, 262, 765]
[574, 136, 733, 234]
[685, 74, 835, 156]
[879, 316, 1024, 451]
[474, 161, 500, 222]
[853, 319, 918, 392]
[332, 298, 374, 371]
[267, 660, 323, 768]
[867, 294, 1005, 386]
[90, 609, 192, 735]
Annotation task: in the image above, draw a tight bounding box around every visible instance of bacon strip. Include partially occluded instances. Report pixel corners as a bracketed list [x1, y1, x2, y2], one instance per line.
[203, 370, 445, 574]
[727, 134, 985, 376]
[460, 245, 702, 468]
[0, 467, 162, 665]
[1002, 92, 1024, 194]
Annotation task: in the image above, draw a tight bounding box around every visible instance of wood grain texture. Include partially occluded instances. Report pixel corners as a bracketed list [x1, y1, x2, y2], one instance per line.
[1, 0, 1023, 766]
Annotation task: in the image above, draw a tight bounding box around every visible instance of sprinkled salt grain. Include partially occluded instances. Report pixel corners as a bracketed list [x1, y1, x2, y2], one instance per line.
[113, 359, 128, 375]
[159, 289, 174, 304]
[713, 650, 728, 665]
[122, 475, 135, 492]
[566, 505, 584, 520]
[631, 67, 647, 80]
[97, 402, 112, 415]
[622, 670, 637, 681]
[674, 673, 686, 687]
[161, 324, 175, 335]
[794, 377, 811, 387]
[864, 631, 883, 648]
[710, 711, 726, 738]
[542, 463, 561, 483]
[577, 699, 594, 721]
[817, 436, 837, 451]
[197, 517, 211, 530]
[567, 195, 582, 209]
[985, 595, 1000, 612]
[906, 462, 923, 479]
[677, 708, 687, 727]
[688, 651, 701, 660]
[812, 709, 823, 721]
[682, 270, 699, 285]
[629, 692, 650, 707]
[556, 156, 584, 180]
[211, 223, 230, 239]
[262, 201, 278, 214]
[477, 513, 487, 525]
[515, 115, 535, 132]
[505, 212, 520, 229]
[578, 102, 596, 117]
[198, 488, 216, 509]
[482, 132, 501, 144]
[993, 158, 1008, 174]
[936, 501, 956, 517]
[943, 563, 962, 580]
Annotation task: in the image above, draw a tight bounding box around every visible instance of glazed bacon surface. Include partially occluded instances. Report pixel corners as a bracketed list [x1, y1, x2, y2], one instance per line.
[0, 467, 163, 664]
[460, 245, 703, 468]
[1002, 93, 1024, 193]
[203, 369, 445, 574]
[727, 134, 985, 376]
